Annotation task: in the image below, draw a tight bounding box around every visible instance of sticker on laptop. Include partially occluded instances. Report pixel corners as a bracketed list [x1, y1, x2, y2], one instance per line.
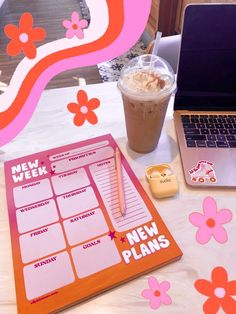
[189, 160, 217, 184]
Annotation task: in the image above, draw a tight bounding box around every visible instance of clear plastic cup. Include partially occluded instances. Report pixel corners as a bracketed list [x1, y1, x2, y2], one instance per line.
[118, 54, 175, 153]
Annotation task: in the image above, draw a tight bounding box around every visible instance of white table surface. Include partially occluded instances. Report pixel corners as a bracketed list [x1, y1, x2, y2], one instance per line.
[0, 82, 235, 314]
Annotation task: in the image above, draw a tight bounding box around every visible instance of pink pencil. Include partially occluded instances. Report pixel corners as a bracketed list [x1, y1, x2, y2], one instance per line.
[115, 147, 126, 216]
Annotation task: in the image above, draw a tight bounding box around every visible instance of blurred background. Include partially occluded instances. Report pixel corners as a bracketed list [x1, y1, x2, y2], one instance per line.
[0, 0, 235, 90]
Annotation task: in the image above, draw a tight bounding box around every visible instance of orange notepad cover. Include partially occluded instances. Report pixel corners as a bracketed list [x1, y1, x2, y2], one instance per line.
[4, 134, 182, 314]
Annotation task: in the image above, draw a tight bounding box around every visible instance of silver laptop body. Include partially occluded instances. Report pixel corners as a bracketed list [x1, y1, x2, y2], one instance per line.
[174, 4, 236, 187]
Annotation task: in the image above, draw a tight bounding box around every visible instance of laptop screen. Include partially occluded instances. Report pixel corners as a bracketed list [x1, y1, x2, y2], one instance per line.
[174, 4, 236, 111]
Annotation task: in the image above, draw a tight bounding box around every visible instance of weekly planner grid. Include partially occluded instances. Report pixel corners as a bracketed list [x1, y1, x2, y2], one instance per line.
[4, 134, 182, 314]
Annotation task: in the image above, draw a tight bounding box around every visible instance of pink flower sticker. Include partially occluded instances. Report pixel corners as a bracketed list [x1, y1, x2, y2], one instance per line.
[141, 277, 172, 310]
[189, 196, 232, 244]
[63, 11, 88, 39]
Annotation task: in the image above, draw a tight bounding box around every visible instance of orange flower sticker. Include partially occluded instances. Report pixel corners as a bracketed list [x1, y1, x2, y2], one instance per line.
[195, 266, 236, 314]
[4, 12, 46, 59]
[67, 90, 100, 126]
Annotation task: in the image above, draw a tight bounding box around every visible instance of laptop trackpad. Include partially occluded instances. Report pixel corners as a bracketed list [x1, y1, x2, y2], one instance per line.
[184, 149, 236, 187]
[230, 150, 236, 168]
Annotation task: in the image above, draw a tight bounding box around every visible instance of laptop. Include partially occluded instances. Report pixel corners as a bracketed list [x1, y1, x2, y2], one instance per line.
[174, 4, 236, 187]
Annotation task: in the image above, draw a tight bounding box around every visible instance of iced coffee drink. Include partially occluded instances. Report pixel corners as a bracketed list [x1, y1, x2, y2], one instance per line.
[118, 55, 175, 153]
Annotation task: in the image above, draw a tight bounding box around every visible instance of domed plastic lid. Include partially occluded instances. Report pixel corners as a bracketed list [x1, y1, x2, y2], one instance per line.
[118, 54, 175, 98]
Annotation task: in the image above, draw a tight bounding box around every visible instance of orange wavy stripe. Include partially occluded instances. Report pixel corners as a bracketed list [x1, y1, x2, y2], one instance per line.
[0, 0, 124, 129]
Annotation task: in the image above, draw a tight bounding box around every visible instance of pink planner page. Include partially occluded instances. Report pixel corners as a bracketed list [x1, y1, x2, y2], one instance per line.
[5, 134, 153, 301]
[4, 134, 182, 314]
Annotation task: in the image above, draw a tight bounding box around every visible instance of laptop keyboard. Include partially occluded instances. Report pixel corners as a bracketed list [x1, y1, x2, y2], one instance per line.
[181, 114, 236, 148]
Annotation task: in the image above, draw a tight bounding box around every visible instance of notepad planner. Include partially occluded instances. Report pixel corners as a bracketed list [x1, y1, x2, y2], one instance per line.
[4, 134, 182, 314]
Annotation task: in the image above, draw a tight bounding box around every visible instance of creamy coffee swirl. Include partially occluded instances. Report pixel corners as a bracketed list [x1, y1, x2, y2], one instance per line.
[122, 70, 171, 94]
